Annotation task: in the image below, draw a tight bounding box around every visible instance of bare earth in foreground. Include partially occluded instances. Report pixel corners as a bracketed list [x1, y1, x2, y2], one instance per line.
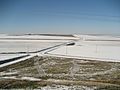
[0, 56, 120, 89]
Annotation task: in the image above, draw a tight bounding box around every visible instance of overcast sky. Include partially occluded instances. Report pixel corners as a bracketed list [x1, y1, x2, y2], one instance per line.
[0, 0, 120, 34]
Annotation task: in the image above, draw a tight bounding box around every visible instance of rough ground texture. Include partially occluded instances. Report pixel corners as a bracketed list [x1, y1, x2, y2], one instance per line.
[0, 56, 120, 89]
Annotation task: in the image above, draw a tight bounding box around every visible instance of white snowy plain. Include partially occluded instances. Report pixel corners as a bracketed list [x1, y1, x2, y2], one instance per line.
[48, 35, 120, 62]
[0, 34, 74, 61]
[1, 34, 120, 63]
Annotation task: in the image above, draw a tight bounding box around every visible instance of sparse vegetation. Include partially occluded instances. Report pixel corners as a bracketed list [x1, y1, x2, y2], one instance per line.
[0, 56, 120, 89]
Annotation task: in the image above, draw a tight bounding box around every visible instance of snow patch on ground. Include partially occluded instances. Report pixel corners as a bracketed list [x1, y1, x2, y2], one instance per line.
[21, 77, 41, 81]
[40, 85, 96, 90]
[1, 76, 41, 81]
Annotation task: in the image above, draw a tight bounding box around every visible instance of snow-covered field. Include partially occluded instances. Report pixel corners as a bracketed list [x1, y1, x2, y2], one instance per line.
[48, 35, 120, 62]
[0, 41, 60, 61]
[0, 34, 76, 62]
[0, 34, 77, 40]
[0, 34, 76, 53]
[0, 41, 60, 53]
[1, 34, 120, 63]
